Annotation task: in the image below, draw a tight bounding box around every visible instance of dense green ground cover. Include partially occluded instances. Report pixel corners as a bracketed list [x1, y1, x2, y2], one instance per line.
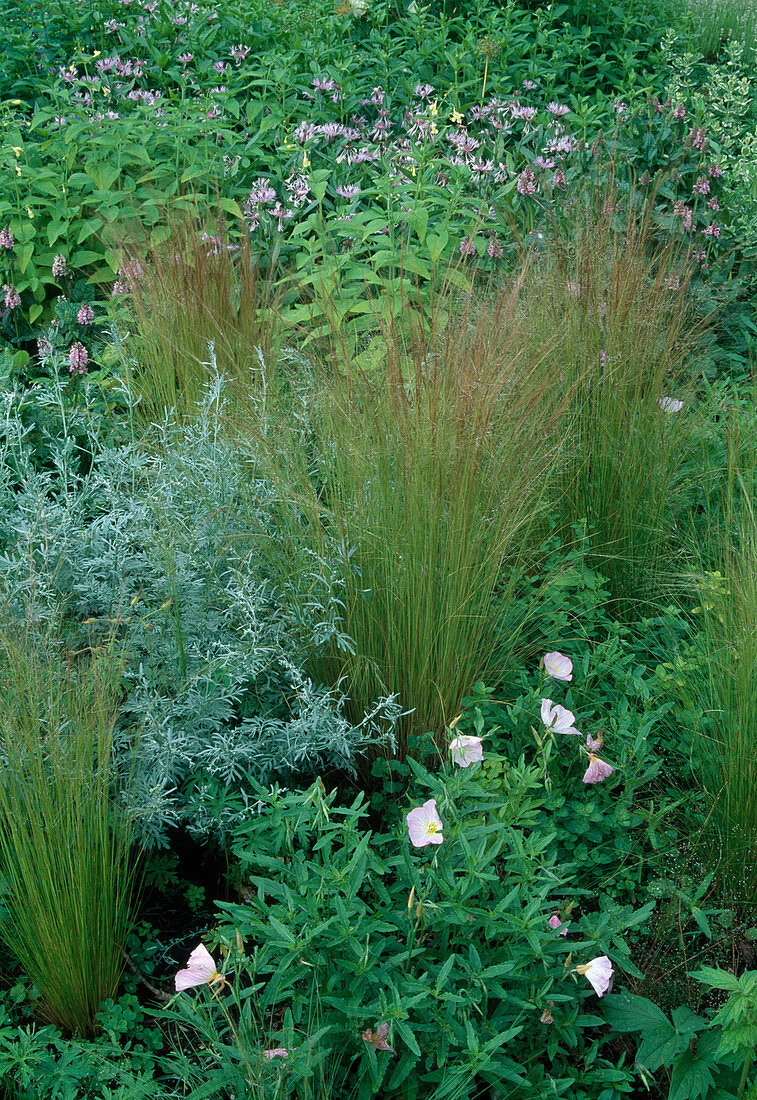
[0, 0, 757, 1098]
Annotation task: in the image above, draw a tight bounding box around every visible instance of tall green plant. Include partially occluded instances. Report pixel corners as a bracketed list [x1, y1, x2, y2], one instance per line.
[117, 211, 282, 427]
[0, 628, 139, 1037]
[523, 196, 699, 610]
[682, 483, 757, 904]
[275, 286, 566, 761]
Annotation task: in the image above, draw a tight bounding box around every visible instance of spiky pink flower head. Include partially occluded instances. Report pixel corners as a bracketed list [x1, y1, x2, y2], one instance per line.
[77, 303, 95, 325]
[582, 754, 614, 785]
[585, 732, 604, 752]
[3, 285, 21, 311]
[542, 652, 573, 681]
[449, 735, 483, 768]
[263, 1048, 289, 1060]
[51, 253, 68, 279]
[406, 798, 444, 847]
[541, 699, 581, 736]
[574, 955, 613, 997]
[459, 236, 476, 257]
[175, 943, 222, 991]
[68, 342, 88, 374]
[548, 914, 569, 936]
[487, 237, 504, 259]
[0, 227, 13, 250]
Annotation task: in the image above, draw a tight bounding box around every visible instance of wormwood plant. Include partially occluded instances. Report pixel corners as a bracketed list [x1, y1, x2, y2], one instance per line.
[522, 195, 700, 611]
[0, 627, 138, 1038]
[272, 286, 568, 763]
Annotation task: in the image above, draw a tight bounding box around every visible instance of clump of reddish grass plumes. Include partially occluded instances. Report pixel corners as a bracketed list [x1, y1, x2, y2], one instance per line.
[521, 190, 702, 611]
[116, 210, 283, 426]
[291, 279, 567, 762]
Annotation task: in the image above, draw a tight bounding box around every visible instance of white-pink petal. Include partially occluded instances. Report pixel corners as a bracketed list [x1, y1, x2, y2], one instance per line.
[541, 699, 581, 736]
[449, 735, 484, 767]
[175, 943, 220, 991]
[542, 651, 573, 681]
[586, 732, 604, 752]
[582, 754, 614, 784]
[406, 798, 444, 847]
[263, 1048, 289, 1060]
[576, 955, 614, 997]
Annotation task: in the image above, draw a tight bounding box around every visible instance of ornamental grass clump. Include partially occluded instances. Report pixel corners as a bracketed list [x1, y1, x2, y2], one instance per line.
[289, 285, 567, 761]
[116, 211, 282, 427]
[522, 194, 700, 611]
[684, 485, 757, 904]
[0, 627, 138, 1037]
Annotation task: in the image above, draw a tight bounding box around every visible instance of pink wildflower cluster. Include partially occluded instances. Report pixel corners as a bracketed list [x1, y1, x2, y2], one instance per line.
[68, 342, 88, 374]
[2, 284, 20, 310]
[77, 303, 95, 325]
[0, 227, 13, 250]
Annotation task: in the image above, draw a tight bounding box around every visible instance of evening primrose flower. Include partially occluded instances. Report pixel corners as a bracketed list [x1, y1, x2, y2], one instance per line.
[573, 956, 613, 997]
[406, 798, 443, 847]
[175, 943, 224, 992]
[582, 754, 614, 785]
[542, 651, 573, 681]
[548, 914, 569, 936]
[541, 699, 581, 736]
[449, 735, 483, 767]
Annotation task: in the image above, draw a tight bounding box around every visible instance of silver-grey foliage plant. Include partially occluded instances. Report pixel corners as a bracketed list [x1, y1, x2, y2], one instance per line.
[0, 358, 400, 847]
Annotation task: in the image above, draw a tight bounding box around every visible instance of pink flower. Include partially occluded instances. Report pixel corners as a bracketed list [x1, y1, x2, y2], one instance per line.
[542, 652, 572, 681]
[263, 1048, 289, 1060]
[51, 254, 68, 279]
[672, 103, 686, 120]
[175, 943, 222, 991]
[0, 227, 13, 250]
[574, 956, 613, 997]
[68, 342, 88, 374]
[547, 102, 570, 117]
[585, 732, 603, 752]
[459, 236, 476, 257]
[77, 303, 94, 325]
[362, 1022, 394, 1052]
[516, 168, 537, 195]
[541, 699, 581, 736]
[548, 914, 569, 936]
[582, 754, 614, 784]
[487, 237, 504, 259]
[449, 735, 483, 767]
[406, 798, 444, 847]
[3, 285, 20, 311]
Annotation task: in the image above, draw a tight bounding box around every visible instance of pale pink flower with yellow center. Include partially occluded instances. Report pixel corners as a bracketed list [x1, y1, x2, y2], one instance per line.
[541, 699, 581, 736]
[406, 798, 444, 847]
[542, 651, 572, 681]
[449, 735, 483, 768]
[175, 943, 223, 991]
[582, 754, 614, 785]
[573, 955, 613, 997]
[586, 732, 604, 752]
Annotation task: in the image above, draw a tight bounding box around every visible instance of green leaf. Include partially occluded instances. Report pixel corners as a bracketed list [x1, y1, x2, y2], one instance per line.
[15, 242, 33, 274]
[394, 1019, 421, 1057]
[218, 197, 244, 219]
